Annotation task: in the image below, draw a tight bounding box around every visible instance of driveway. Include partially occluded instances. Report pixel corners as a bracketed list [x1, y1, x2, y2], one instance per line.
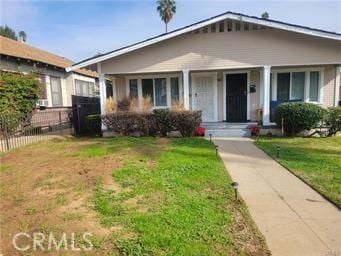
[214, 137, 341, 256]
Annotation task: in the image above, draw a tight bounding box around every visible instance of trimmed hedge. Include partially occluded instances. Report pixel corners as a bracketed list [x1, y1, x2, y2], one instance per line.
[101, 110, 202, 137]
[275, 102, 326, 136]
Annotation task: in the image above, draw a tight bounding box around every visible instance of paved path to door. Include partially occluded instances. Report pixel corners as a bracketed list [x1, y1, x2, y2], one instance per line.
[214, 138, 341, 256]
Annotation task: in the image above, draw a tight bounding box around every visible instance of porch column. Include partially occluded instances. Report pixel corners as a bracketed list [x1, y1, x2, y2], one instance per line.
[98, 63, 107, 130]
[262, 66, 271, 126]
[112, 76, 117, 101]
[335, 66, 341, 107]
[183, 69, 190, 109]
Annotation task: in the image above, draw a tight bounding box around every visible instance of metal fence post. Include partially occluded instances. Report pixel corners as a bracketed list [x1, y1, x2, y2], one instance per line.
[3, 117, 10, 151]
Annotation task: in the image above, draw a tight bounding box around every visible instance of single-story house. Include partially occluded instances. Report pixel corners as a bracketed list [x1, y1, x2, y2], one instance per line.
[67, 11, 341, 126]
[0, 35, 99, 109]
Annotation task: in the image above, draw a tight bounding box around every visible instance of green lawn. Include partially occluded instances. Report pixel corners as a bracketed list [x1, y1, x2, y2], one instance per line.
[255, 137, 341, 207]
[0, 137, 269, 255]
[93, 137, 269, 255]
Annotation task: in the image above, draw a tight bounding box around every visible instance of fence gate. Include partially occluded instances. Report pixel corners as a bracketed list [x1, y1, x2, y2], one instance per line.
[71, 95, 100, 136]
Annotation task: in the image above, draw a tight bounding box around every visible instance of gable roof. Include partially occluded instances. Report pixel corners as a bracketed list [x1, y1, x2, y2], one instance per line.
[67, 11, 341, 72]
[0, 36, 98, 78]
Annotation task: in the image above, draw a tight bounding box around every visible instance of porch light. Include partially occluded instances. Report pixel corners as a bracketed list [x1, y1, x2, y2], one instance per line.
[276, 146, 280, 158]
[231, 182, 239, 200]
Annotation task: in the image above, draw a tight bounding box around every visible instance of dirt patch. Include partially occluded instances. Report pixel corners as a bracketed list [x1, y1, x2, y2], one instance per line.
[0, 139, 123, 255]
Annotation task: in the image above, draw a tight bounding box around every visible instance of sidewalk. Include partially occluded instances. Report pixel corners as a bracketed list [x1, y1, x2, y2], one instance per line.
[214, 137, 341, 256]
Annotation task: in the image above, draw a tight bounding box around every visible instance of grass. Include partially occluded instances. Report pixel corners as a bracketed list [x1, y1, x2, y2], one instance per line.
[255, 136, 341, 207]
[93, 137, 268, 255]
[0, 136, 269, 255]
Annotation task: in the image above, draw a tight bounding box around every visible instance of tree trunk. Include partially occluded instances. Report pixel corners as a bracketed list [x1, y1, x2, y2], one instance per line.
[165, 22, 168, 33]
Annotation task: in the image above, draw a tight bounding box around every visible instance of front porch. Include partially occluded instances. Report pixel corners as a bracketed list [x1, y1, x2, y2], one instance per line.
[98, 64, 329, 127]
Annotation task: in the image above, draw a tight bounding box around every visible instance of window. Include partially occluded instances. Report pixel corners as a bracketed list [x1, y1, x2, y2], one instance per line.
[309, 71, 319, 102]
[275, 70, 321, 104]
[277, 73, 290, 102]
[211, 23, 216, 33]
[171, 77, 180, 103]
[106, 80, 113, 98]
[227, 21, 232, 31]
[244, 23, 249, 31]
[202, 27, 208, 33]
[129, 79, 138, 98]
[155, 78, 167, 106]
[291, 72, 305, 101]
[50, 77, 62, 106]
[235, 22, 241, 31]
[75, 79, 95, 97]
[219, 22, 224, 32]
[142, 79, 154, 101]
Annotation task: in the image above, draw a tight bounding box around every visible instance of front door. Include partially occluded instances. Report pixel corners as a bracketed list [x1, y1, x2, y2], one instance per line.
[192, 73, 217, 122]
[226, 73, 247, 122]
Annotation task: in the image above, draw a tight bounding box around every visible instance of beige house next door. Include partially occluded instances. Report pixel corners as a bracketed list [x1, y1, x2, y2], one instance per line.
[191, 73, 218, 122]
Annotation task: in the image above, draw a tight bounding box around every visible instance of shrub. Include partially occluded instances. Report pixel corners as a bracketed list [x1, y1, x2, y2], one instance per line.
[117, 97, 130, 112]
[170, 110, 202, 137]
[0, 71, 40, 117]
[102, 112, 155, 136]
[105, 97, 117, 113]
[195, 127, 206, 137]
[153, 109, 172, 136]
[101, 110, 202, 137]
[249, 125, 260, 136]
[275, 102, 326, 136]
[85, 114, 102, 136]
[325, 107, 341, 137]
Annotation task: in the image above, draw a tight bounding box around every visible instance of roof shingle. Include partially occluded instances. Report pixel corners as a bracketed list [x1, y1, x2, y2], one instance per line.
[0, 36, 97, 78]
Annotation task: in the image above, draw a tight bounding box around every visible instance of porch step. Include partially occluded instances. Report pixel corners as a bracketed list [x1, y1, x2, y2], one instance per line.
[205, 128, 251, 138]
[201, 122, 256, 137]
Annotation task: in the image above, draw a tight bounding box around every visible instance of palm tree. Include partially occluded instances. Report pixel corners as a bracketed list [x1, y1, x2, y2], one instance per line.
[156, 0, 176, 33]
[18, 31, 27, 42]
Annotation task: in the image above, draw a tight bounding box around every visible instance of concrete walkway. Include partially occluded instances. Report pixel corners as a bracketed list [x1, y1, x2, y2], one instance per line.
[214, 137, 341, 256]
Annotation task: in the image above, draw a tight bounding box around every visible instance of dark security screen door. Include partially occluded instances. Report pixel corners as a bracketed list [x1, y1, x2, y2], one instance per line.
[226, 73, 247, 122]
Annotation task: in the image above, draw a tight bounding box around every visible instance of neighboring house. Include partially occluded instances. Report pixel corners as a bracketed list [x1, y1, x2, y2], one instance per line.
[67, 11, 341, 125]
[0, 35, 99, 109]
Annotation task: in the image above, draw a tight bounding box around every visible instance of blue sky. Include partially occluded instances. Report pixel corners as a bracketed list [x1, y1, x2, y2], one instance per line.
[1, 0, 340, 62]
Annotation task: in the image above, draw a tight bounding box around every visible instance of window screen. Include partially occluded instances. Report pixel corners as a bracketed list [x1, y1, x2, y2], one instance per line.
[154, 78, 167, 106]
[170, 77, 179, 103]
[129, 79, 138, 99]
[142, 79, 154, 103]
[277, 73, 290, 103]
[309, 71, 319, 102]
[50, 77, 62, 106]
[291, 72, 305, 101]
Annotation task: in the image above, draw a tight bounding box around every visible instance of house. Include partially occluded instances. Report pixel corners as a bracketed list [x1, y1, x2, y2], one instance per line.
[0, 35, 99, 109]
[66, 11, 341, 126]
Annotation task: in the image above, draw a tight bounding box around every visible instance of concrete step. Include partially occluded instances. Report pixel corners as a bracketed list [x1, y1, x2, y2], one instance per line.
[202, 122, 257, 130]
[205, 128, 251, 138]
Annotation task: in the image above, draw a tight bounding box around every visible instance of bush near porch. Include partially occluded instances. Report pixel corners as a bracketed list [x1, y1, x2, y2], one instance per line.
[101, 109, 202, 137]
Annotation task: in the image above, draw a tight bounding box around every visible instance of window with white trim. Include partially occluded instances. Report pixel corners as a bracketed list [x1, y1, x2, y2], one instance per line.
[309, 71, 319, 102]
[128, 76, 181, 108]
[274, 70, 321, 103]
[75, 79, 95, 97]
[129, 79, 138, 99]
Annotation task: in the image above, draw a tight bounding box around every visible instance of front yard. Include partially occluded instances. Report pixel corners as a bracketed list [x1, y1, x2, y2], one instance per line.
[0, 137, 269, 255]
[255, 137, 341, 207]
